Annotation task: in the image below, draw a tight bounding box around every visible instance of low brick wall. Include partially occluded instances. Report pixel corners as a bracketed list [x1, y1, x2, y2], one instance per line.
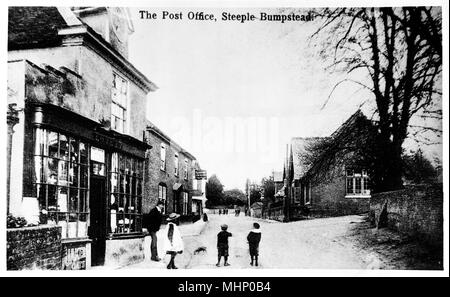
[7, 225, 62, 270]
[369, 183, 443, 247]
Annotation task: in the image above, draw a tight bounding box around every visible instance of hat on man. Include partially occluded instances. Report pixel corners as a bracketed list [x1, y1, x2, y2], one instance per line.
[167, 213, 181, 221]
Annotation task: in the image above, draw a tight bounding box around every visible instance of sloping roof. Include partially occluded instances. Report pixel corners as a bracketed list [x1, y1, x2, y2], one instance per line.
[273, 171, 283, 182]
[146, 120, 196, 161]
[289, 110, 371, 180]
[8, 7, 157, 93]
[291, 137, 324, 180]
[8, 7, 69, 49]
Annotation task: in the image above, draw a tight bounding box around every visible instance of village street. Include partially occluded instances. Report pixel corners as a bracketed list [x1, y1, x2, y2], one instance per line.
[122, 213, 385, 270]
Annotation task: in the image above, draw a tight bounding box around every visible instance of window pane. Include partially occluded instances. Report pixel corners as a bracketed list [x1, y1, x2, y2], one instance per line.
[355, 177, 362, 194]
[69, 189, 78, 213]
[69, 162, 79, 187]
[48, 132, 58, 158]
[110, 173, 118, 192]
[47, 185, 58, 211]
[80, 165, 88, 188]
[137, 196, 142, 213]
[80, 142, 88, 164]
[69, 213, 78, 223]
[125, 174, 131, 194]
[78, 214, 88, 237]
[69, 138, 79, 163]
[59, 134, 69, 161]
[80, 190, 87, 213]
[58, 161, 69, 186]
[111, 153, 119, 172]
[346, 178, 353, 194]
[47, 158, 58, 185]
[58, 187, 68, 212]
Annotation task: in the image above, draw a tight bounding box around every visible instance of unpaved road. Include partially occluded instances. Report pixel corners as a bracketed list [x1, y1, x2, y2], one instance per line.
[120, 213, 385, 270]
[184, 213, 380, 269]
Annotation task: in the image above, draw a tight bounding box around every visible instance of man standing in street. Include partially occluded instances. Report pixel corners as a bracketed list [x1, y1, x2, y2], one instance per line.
[144, 201, 164, 261]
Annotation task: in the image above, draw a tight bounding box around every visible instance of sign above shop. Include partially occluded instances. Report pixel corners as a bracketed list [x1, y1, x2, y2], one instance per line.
[90, 147, 105, 163]
[195, 170, 207, 180]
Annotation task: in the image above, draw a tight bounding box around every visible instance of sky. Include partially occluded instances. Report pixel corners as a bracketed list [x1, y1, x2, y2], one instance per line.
[128, 7, 443, 190]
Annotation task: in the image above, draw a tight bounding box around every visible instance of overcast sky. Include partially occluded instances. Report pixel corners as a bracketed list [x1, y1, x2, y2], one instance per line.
[128, 7, 442, 190]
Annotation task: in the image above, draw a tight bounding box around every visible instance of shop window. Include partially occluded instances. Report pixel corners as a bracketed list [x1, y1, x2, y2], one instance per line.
[109, 153, 143, 234]
[111, 73, 128, 134]
[34, 128, 89, 239]
[346, 168, 370, 197]
[158, 184, 167, 214]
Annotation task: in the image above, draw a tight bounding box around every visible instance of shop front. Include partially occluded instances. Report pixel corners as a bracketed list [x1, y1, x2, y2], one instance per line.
[26, 103, 150, 269]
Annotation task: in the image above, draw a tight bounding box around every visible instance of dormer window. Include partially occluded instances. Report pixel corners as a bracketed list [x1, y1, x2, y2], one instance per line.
[111, 73, 128, 133]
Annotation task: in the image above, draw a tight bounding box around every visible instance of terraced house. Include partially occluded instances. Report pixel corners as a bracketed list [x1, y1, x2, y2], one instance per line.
[145, 122, 206, 222]
[7, 7, 158, 269]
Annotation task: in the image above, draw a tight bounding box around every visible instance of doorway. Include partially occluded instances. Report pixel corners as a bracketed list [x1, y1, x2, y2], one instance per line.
[89, 176, 107, 266]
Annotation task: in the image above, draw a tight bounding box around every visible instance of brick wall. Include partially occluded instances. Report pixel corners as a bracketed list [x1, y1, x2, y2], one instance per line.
[7, 225, 62, 270]
[309, 166, 369, 217]
[144, 131, 194, 216]
[369, 183, 443, 247]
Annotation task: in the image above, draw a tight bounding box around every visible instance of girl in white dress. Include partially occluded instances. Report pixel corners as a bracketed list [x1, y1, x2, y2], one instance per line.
[163, 213, 183, 269]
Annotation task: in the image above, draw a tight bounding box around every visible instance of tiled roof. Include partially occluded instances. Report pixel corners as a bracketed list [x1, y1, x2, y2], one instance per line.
[8, 7, 69, 50]
[290, 110, 369, 180]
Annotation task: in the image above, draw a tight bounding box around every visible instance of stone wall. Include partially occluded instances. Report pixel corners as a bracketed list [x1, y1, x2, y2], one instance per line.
[369, 184, 443, 247]
[7, 225, 62, 270]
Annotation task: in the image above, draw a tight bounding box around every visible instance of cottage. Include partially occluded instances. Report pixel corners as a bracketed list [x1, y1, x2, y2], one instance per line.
[284, 111, 374, 220]
[7, 7, 156, 269]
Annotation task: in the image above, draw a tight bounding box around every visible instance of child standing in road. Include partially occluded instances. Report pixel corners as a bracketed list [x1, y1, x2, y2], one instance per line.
[247, 222, 262, 266]
[216, 224, 232, 267]
[163, 213, 183, 269]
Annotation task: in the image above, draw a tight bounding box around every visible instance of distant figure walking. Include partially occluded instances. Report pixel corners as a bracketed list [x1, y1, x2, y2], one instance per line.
[247, 222, 262, 266]
[216, 224, 232, 267]
[219, 209, 222, 215]
[163, 213, 183, 269]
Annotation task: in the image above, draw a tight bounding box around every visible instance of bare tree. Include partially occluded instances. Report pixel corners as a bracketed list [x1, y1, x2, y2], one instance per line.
[311, 7, 442, 191]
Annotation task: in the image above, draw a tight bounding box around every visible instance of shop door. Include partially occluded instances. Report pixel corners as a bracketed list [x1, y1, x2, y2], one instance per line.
[89, 175, 107, 266]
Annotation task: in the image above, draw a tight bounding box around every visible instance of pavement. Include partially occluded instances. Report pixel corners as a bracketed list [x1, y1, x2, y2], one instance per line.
[118, 213, 385, 270]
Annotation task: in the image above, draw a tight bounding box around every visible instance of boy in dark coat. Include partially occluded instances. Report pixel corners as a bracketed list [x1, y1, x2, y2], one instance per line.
[216, 224, 232, 267]
[247, 222, 262, 266]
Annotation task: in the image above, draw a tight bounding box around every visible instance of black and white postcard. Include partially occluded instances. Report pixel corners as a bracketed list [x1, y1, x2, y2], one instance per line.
[2, 0, 448, 280]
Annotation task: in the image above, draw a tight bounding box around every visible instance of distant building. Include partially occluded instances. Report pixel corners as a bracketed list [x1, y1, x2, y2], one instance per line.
[250, 202, 263, 218]
[284, 111, 374, 220]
